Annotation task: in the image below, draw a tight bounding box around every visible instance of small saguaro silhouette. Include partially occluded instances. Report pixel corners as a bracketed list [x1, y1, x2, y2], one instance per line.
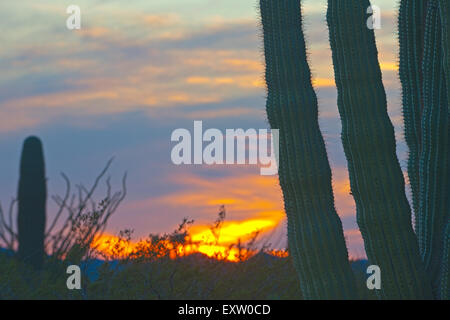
[17, 136, 47, 270]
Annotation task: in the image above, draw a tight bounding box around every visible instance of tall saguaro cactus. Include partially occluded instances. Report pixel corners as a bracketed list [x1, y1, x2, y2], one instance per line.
[398, 0, 428, 218]
[440, 0, 450, 109]
[260, 0, 448, 299]
[442, 222, 450, 299]
[399, 0, 449, 297]
[260, 0, 357, 299]
[17, 136, 47, 270]
[438, 0, 450, 299]
[327, 0, 432, 299]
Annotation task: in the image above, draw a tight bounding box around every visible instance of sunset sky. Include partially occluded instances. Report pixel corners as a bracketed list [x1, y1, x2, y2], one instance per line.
[0, 0, 406, 258]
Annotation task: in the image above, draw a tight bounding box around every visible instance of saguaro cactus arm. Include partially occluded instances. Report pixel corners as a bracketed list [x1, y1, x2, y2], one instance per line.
[260, 0, 357, 299]
[398, 0, 428, 216]
[326, 0, 433, 299]
[438, 0, 450, 300]
[441, 222, 450, 299]
[417, 0, 450, 297]
[439, 0, 450, 108]
[399, 0, 449, 298]
[17, 136, 47, 270]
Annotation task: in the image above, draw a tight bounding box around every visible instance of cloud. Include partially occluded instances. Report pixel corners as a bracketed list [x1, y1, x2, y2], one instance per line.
[0, 12, 267, 132]
[184, 107, 256, 119]
[129, 172, 284, 221]
[142, 14, 180, 27]
[185, 75, 264, 88]
[77, 27, 111, 38]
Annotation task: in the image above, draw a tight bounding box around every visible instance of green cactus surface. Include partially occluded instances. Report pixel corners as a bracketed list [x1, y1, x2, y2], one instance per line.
[438, 0, 450, 301]
[441, 222, 449, 299]
[417, 0, 449, 297]
[259, 0, 357, 299]
[398, 0, 428, 217]
[326, 0, 433, 299]
[399, 0, 449, 298]
[439, 0, 450, 111]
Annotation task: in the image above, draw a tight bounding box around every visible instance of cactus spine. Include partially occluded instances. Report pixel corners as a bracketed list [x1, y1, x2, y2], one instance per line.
[326, 0, 432, 299]
[17, 136, 47, 270]
[259, 0, 357, 299]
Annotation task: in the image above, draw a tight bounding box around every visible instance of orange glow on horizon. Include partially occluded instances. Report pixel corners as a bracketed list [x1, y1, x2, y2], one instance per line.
[189, 219, 278, 244]
[89, 168, 365, 260]
[119, 169, 363, 259]
[92, 215, 284, 262]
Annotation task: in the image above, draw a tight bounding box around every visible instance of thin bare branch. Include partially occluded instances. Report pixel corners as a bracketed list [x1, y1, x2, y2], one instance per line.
[46, 173, 70, 238]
